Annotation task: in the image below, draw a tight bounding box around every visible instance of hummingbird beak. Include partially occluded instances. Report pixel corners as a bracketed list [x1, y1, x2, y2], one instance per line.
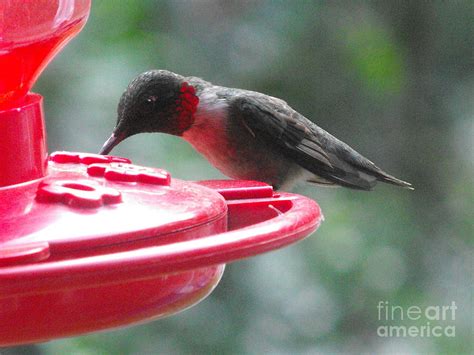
[99, 131, 126, 155]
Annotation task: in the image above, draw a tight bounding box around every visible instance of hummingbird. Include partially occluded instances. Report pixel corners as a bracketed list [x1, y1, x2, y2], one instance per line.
[99, 70, 413, 191]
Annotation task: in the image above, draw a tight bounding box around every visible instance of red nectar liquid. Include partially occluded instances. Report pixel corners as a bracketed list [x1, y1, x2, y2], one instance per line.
[0, 17, 87, 109]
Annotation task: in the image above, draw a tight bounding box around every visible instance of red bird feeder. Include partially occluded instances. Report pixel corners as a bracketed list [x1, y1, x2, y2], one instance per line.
[0, 1, 322, 346]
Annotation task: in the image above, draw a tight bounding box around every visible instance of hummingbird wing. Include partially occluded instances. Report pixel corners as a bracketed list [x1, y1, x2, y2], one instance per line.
[231, 94, 413, 190]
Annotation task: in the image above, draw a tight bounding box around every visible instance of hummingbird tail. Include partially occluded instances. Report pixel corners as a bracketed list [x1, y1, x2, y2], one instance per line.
[373, 171, 414, 190]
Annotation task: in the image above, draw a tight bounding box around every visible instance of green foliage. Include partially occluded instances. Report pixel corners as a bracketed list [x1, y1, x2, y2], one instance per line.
[345, 27, 405, 93]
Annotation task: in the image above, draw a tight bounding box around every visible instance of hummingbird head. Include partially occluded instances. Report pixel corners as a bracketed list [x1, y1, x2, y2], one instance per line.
[99, 70, 199, 155]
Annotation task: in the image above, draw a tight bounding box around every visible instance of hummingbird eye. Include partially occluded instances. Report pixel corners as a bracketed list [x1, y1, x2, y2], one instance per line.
[146, 95, 158, 104]
[137, 95, 158, 115]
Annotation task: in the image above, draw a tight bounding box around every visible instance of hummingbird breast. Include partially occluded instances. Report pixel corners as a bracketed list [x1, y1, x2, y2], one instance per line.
[182, 89, 298, 188]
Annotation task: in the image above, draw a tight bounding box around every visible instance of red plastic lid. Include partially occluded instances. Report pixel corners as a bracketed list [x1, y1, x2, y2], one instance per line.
[0, 152, 228, 262]
[0, 151, 322, 294]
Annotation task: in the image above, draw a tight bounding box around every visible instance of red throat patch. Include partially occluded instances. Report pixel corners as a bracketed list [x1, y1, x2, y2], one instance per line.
[176, 82, 199, 132]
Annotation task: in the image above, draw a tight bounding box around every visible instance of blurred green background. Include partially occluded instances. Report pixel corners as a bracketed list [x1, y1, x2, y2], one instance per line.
[4, 0, 473, 354]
